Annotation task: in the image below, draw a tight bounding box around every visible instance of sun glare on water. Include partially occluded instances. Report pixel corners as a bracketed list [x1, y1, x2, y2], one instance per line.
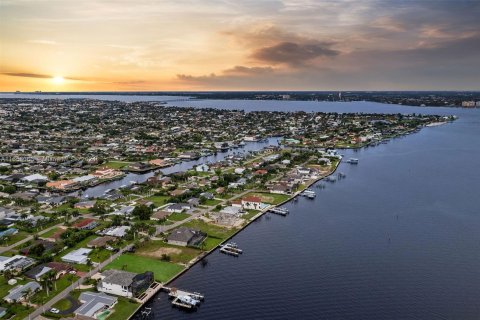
[52, 76, 65, 84]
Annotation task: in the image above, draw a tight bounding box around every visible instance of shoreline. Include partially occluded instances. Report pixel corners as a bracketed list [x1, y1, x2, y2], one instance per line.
[128, 160, 342, 319]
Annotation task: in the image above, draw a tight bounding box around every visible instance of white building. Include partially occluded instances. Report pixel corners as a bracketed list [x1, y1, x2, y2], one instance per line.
[97, 269, 154, 298]
[61, 248, 92, 264]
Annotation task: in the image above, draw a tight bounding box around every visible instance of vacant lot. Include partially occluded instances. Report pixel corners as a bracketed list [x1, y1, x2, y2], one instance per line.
[103, 254, 184, 282]
[135, 240, 201, 264]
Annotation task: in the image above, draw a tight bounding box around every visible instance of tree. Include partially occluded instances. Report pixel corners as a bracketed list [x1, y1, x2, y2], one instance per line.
[29, 243, 45, 257]
[132, 205, 153, 220]
[92, 202, 107, 216]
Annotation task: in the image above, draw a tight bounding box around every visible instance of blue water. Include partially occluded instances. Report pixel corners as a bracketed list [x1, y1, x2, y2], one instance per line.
[133, 103, 480, 320]
[4, 94, 480, 319]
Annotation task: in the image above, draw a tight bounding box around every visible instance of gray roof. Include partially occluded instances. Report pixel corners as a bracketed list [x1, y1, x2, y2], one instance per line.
[75, 292, 117, 317]
[167, 227, 203, 244]
[100, 269, 136, 287]
[4, 282, 41, 302]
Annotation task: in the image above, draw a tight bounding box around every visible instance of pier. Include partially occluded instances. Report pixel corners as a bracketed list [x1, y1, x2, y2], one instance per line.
[164, 287, 205, 309]
[220, 242, 243, 256]
[268, 207, 290, 216]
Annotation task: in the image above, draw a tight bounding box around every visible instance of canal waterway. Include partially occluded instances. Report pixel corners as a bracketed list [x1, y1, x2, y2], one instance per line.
[3, 93, 480, 319]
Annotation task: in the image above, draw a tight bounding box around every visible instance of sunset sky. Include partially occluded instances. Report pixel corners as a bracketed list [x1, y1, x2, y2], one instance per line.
[1, 0, 479, 91]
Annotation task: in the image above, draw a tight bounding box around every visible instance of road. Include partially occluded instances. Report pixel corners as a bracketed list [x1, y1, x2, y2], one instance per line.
[25, 244, 133, 320]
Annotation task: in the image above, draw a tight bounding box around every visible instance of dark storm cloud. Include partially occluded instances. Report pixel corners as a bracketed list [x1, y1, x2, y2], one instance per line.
[251, 41, 339, 66]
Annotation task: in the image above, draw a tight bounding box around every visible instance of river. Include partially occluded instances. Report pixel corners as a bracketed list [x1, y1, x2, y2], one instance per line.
[3, 94, 480, 319]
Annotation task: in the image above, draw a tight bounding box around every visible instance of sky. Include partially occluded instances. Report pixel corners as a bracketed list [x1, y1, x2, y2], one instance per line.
[0, 0, 479, 91]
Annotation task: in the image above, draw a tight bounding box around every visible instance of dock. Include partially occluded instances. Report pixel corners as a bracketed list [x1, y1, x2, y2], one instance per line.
[268, 207, 289, 216]
[220, 243, 243, 256]
[165, 287, 205, 309]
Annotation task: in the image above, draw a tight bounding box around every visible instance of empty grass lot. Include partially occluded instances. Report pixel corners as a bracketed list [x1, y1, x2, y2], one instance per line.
[103, 254, 184, 282]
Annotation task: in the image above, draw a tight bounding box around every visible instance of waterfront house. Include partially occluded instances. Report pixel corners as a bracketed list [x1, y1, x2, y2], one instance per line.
[220, 206, 243, 216]
[4, 282, 41, 303]
[166, 227, 206, 247]
[241, 196, 267, 210]
[97, 269, 154, 298]
[46, 180, 78, 191]
[74, 291, 117, 318]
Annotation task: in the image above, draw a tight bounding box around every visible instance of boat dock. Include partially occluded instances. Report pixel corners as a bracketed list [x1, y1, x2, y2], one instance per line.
[220, 242, 243, 256]
[164, 287, 205, 309]
[301, 189, 316, 198]
[268, 207, 289, 216]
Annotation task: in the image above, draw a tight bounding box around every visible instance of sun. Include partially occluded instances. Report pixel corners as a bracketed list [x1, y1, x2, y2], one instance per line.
[52, 76, 65, 84]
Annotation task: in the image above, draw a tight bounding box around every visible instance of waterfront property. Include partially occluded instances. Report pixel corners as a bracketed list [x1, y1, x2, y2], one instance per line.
[97, 269, 154, 298]
[74, 291, 118, 318]
[166, 227, 206, 247]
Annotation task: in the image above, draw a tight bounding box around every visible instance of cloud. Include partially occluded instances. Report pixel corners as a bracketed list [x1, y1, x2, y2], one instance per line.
[251, 41, 339, 66]
[223, 65, 274, 75]
[28, 40, 57, 45]
[1, 72, 52, 79]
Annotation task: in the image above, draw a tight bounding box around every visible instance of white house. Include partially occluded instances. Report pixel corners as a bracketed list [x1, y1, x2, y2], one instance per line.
[61, 248, 92, 264]
[241, 196, 267, 210]
[234, 167, 246, 175]
[195, 164, 210, 172]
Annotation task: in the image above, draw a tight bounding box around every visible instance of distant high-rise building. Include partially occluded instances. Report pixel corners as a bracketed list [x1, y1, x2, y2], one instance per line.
[461, 101, 476, 108]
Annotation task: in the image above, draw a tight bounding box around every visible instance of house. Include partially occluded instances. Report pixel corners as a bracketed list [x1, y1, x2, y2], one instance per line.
[24, 264, 53, 281]
[74, 291, 117, 318]
[92, 167, 123, 179]
[46, 180, 78, 190]
[169, 189, 189, 197]
[73, 218, 98, 230]
[199, 192, 214, 200]
[99, 226, 131, 238]
[297, 167, 311, 175]
[270, 184, 292, 194]
[74, 200, 96, 209]
[254, 169, 268, 175]
[220, 206, 243, 216]
[46, 262, 73, 278]
[61, 248, 92, 264]
[241, 196, 267, 210]
[0, 307, 7, 318]
[20, 174, 48, 185]
[19, 239, 56, 256]
[4, 282, 41, 303]
[195, 164, 210, 172]
[0, 255, 36, 272]
[97, 269, 154, 298]
[165, 203, 191, 213]
[187, 198, 200, 207]
[149, 159, 168, 167]
[234, 167, 246, 174]
[111, 206, 135, 217]
[72, 175, 97, 185]
[0, 228, 18, 238]
[166, 227, 206, 247]
[87, 236, 116, 249]
[149, 210, 169, 222]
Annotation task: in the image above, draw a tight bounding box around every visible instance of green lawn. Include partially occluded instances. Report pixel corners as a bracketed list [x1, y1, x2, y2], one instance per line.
[0, 276, 28, 299]
[103, 254, 184, 282]
[104, 161, 132, 170]
[167, 212, 190, 222]
[31, 275, 79, 305]
[242, 209, 261, 221]
[52, 296, 73, 311]
[145, 195, 169, 207]
[0, 231, 29, 247]
[135, 240, 201, 264]
[204, 199, 221, 206]
[40, 226, 62, 238]
[181, 219, 238, 239]
[89, 248, 113, 263]
[203, 236, 224, 251]
[111, 297, 140, 320]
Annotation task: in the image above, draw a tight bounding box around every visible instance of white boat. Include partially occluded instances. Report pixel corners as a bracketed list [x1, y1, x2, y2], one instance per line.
[178, 295, 200, 306]
[347, 158, 359, 164]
